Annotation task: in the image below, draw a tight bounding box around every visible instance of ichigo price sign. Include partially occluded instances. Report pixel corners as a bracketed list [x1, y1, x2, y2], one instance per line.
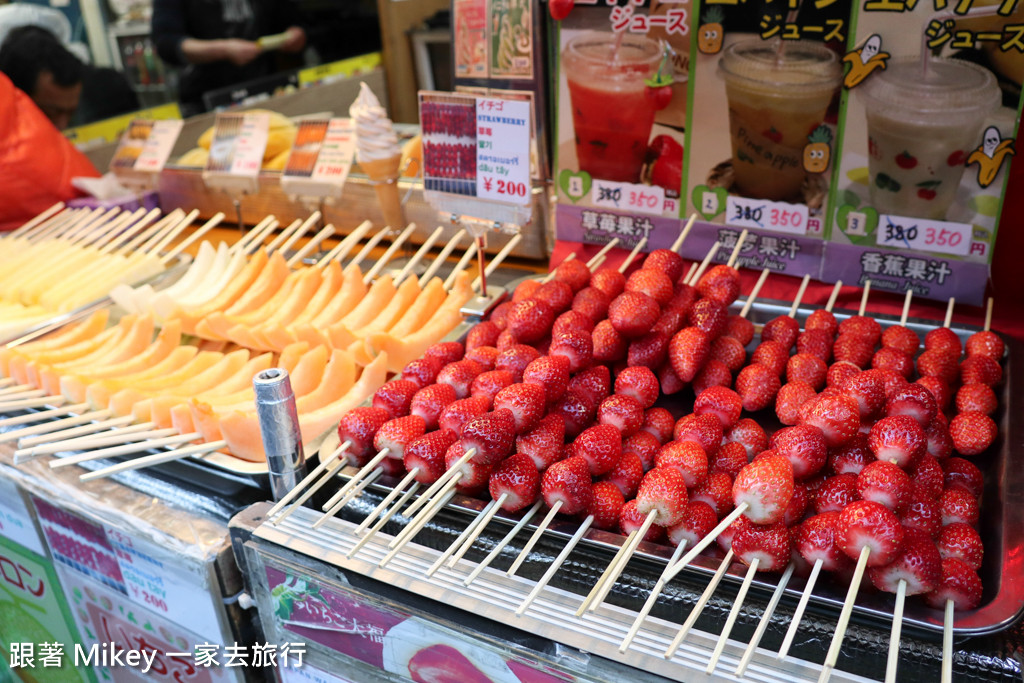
[475, 97, 531, 205]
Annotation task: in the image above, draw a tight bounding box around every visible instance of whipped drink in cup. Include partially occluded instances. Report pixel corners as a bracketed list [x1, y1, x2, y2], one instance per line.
[858, 57, 1000, 220]
[718, 39, 841, 201]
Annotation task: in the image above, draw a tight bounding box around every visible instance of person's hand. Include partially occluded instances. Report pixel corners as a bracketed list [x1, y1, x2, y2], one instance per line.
[222, 39, 262, 66]
[280, 26, 306, 53]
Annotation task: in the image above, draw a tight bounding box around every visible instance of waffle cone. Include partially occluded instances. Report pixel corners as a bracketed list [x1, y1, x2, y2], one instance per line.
[361, 155, 405, 229]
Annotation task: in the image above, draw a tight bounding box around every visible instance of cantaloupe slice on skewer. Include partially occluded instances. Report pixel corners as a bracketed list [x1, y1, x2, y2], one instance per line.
[195, 252, 293, 340]
[290, 263, 367, 342]
[150, 244, 245, 321]
[171, 250, 270, 335]
[0, 310, 110, 376]
[295, 275, 398, 350]
[11, 325, 124, 387]
[349, 277, 447, 366]
[258, 260, 344, 351]
[218, 352, 389, 462]
[295, 349, 357, 413]
[104, 351, 224, 416]
[129, 348, 253, 425]
[224, 268, 325, 350]
[85, 346, 198, 410]
[159, 352, 274, 431]
[328, 275, 421, 351]
[366, 272, 475, 374]
[38, 316, 156, 396]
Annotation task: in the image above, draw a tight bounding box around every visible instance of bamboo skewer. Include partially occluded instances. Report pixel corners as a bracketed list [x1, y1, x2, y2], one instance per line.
[858, 280, 872, 316]
[618, 237, 648, 273]
[739, 268, 772, 319]
[79, 440, 228, 480]
[160, 212, 226, 263]
[0, 395, 66, 411]
[287, 224, 336, 267]
[313, 468, 384, 529]
[619, 540, 690, 652]
[47, 429, 182, 468]
[265, 442, 351, 519]
[346, 483, 421, 559]
[364, 223, 418, 284]
[670, 214, 697, 253]
[778, 559, 824, 660]
[507, 501, 562, 577]
[788, 274, 812, 319]
[0, 409, 112, 447]
[447, 493, 508, 568]
[706, 558, 765, 673]
[378, 489, 456, 567]
[349, 226, 392, 270]
[276, 212, 321, 256]
[19, 421, 161, 456]
[516, 515, 595, 616]
[443, 240, 479, 290]
[426, 498, 500, 577]
[233, 214, 277, 253]
[263, 218, 303, 254]
[395, 226, 444, 285]
[99, 209, 161, 255]
[46, 431, 201, 466]
[825, 280, 843, 312]
[315, 221, 373, 267]
[586, 238, 620, 269]
[355, 469, 420, 535]
[420, 230, 466, 286]
[817, 546, 872, 683]
[587, 511, 658, 612]
[10, 202, 65, 238]
[464, 500, 542, 586]
[144, 210, 200, 255]
[665, 549, 735, 658]
[0, 402, 89, 429]
[899, 290, 913, 326]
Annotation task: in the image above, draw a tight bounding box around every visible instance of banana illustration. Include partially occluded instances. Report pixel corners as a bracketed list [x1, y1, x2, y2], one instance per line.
[967, 126, 1015, 188]
[843, 34, 890, 89]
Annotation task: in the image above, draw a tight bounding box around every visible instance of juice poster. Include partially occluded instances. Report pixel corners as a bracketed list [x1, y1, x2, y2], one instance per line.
[455, 0, 488, 78]
[822, 0, 1022, 304]
[553, 0, 691, 251]
[681, 0, 852, 276]
[491, 0, 534, 78]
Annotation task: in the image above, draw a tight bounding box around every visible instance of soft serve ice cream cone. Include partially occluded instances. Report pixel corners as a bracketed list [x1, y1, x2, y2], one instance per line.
[351, 82, 406, 229]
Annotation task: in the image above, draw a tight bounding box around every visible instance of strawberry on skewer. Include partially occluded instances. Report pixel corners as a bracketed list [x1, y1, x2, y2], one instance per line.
[761, 274, 812, 351]
[805, 280, 843, 339]
[965, 297, 1003, 361]
[928, 558, 983, 683]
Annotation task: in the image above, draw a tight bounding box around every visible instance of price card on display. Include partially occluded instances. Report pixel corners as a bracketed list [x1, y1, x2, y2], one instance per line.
[876, 214, 973, 257]
[475, 97, 531, 205]
[109, 119, 183, 188]
[203, 111, 270, 194]
[279, 118, 356, 199]
[726, 196, 809, 236]
[591, 179, 669, 217]
[0, 478, 44, 555]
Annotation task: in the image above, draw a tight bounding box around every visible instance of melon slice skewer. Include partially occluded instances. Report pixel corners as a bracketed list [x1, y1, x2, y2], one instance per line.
[275, 211, 321, 257]
[287, 223, 336, 267]
[395, 226, 444, 285]
[316, 220, 373, 267]
[419, 229, 466, 286]
[364, 223, 418, 284]
[160, 212, 225, 264]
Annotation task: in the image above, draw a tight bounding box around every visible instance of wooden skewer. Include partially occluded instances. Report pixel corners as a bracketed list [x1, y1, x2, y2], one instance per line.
[445, 240, 479, 290]
[816, 545, 871, 683]
[0, 384, 36, 397]
[349, 226, 392, 270]
[943, 298, 956, 328]
[619, 539, 690, 652]
[472, 233, 523, 293]
[858, 280, 872, 317]
[233, 215, 277, 253]
[265, 442, 351, 519]
[0, 389, 47, 403]
[99, 209, 161, 256]
[541, 253, 575, 284]
[690, 240, 722, 286]
[984, 296, 994, 332]
[0, 395, 65, 412]
[86, 210, 141, 248]
[426, 498, 500, 577]
[884, 579, 908, 683]
[739, 268, 772, 319]
[52, 207, 102, 244]
[419, 229, 466, 286]
[516, 515, 595, 616]
[47, 428, 180, 467]
[388, 469, 469, 550]
[586, 238, 620, 269]
[726, 229, 749, 269]
[118, 210, 183, 254]
[580, 510, 657, 615]
[706, 558, 762, 673]
[48, 432, 201, 467]
[665, 548, 735, 658]
[287, 224, 336, 267]
[464, 500, 542, 586]
[10, 202, 65, 238]
[899, 289, 913, 326]
[395, 226, 444, 285]
[662, 504, 748, 584]
[0, 378, 15, 388]
[325, 447, 391, 507]
[271, 453, 351, 526]
[618, 237, 648, 273]
[0, 409, 111, 447]
[364, 223, 418, 284]
[447, 492, 508, 567]
[942, 600, 954, 683]
[778, 559, 824, 660]
[145, 210, 200, 255]
[79, 440, 227, 481]
[316, 221, 373, 267]
[160, 212, 225, 264]
[506, 500, 562, 577]
[314, 468, 385, 529]
[379, 489, 457, 567]
[671, 214, 698, 253]
[0, 402, 89, 429]
[589, 254, 607, 272]
[347, 482, 422, 558]
[277, 212, 321, 257]
[67, 207, 120, 244]
[22, 421, 159, 455]
[735, 563, 796, 675]
[825, 280, 843, 313]
[26, 208, 79, 243]
[680, 262, 699, 287]
[355, 469, 420, 535]
[263, 218, 302, 254]
[15, 414, 134, 449]
[788, 274, 812, 318]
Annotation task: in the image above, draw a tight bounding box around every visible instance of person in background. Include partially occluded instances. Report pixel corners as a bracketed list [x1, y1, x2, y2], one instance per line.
[151, 0, 306, 116]
[0, 24, 84, 130]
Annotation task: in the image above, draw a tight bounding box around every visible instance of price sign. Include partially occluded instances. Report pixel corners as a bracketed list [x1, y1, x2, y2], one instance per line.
[592, 179, 667, 217]
[876, 214, 972, 257]
[109, 119, 183, 187]
[203, 112, 269, 194]
[726, 196, 809, 235]
[134, 120, 184, 172]
[0, 478, 44, 555]
[475, 97, 531, 205]
[280, 118, 356, 199]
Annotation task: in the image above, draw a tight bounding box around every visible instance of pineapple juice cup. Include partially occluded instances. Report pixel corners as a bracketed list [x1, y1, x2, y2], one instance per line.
[718, 39, 841, 201]
[858, 57, 1000, 220]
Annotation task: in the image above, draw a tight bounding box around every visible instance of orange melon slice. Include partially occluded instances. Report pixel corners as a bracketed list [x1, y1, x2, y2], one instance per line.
[85, 346, 198, 410]
[237, 268, 327, 350]
[295, 349, 357, 413]
[169, 352, 274, 433]
[327, 275, 420, 351]
[15, 325, 124, 388]
[199, 258, 298, 340]
[257, 261, 344, 351]
[39, 316, 155, 396]
[0, 309, 109, 377]
[171, 250, 269, 335]
[290, 264, 366, 345]
[134, 349, 251, 426]
[349, 277, 447, 366]
[106, 351, 225, 417]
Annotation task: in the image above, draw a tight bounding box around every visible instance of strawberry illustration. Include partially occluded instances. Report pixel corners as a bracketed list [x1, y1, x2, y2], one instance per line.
[763, 126, 783, 143]
[895, 150, 918, 169]
[917, 188, 937, 200]
[947, 149, 967, 167]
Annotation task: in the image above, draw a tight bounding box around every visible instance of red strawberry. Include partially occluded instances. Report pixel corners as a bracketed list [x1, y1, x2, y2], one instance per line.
[692, 385, 742, 429]
[856, 460, 911, 511]
[814, 473, 860, 514]
[372, 379, 420, 419]
[496, 329, 517, 351]
[550, 331, 593, 373]
[438, 396, 491, 436]
[735, 363, 782, 412]
[493, 383, 547, 434]
[961, 355, 1002, 386]
[445, 443, 493, 494]
[771, 424, 828, 480]
[554, 258, 592, 293]
[924, 327, 962, 357]
[516, 413, 565, 471]
[655, 440, 709, 488]
[828, 434, 874, 476]
[869, 415, 926, 468]
[571, 286, 611, 323]
[401, 356, 444, 389]
[513, 279, 542, 302]
[688, 299, 728, 339]
[797, 329, 834, 363]
[507, 298, 555, 344]
[915, 376, 952, 412]
[881, 325, 920, 356]
[838, 315, 882, 345]
[916, 349, 959, 385]
[940, 487, 980, 526]
[724, 315, 755, 346]
[489, 453, 541, 512]
[597, 394, 645, 437]
[886, 384, 937, 427]
[965, 330, 1004, 361]
[925, 418, 954, 462]
[518, 356, 567, 406]
[712, 441, 749, 478]
[696, 264, 741, 306]
[900, 488, 942, 538]
[710, 335, 746, 373]
[608, 291, 660, 338]
[373, 414, 427, 461]
[624, 431, 661, 471]
[787, 353, 827, 390]
[534, 279, 574, 314]
[872, 347, 913, 379]
[590, 268, 626, 299]
[667, 282, 699, 317]
[460, 409, 517, 466]
[652, 306, 688, 337]
[627, 331, 670, 370]
[668, 501, 719, 548]
[489, 301, 512, 330]
[943, 457, 984, 499]
[949, 411, 997, 456]
[827, 361, 862, 389]
[776, 381, 817, 426]
[867, 535, 941, 596]
[588, 480, 626, 530]
[732, 521, 792, 572]
[691, 471, 733, 518]
[643, 248, 685, 282]
[552, 310, 595, 338]
[912, 454, 946, 499]
[614, 366, 659, 409]
[465, 345, 499, 372]
[600, 450, 644, 498]
[718, 515, 752, 552]
[732, 453, 795, 525]
[551, 390, 596, 438]
[424, 341, 465, 366]
[937, 522, 983, 571]
[925, 558, 982, 610]
[955, 383, 997, 416]
[619, 500, 667, 543]
[494, 344, 541, 382]
[466, 321, 501, 352]
[642, 407, 675, 444]
[337, 406, 391, 463]
[803, 393, 860, 448]
[872, 368, 911, 399]
[805, 309, 839, 338]
[567, 365, 611, 406]
[839, 371, 886, 420]
[784, 482, 811, 526]
[636, 466, 690, 526]
[592, 319, 628, 363]
[410, 383, 458, 430]
[469, 369, 514, 408]
[751, 340, 789, 377]
[436, 359, 485, 399]
[657, 360, 686, 395]
[763, 315, 800, 350]
[567, 424, 623, 476]
[693, 358, 733, 395]
[626, 268, 674, 305]
[796, 512, 853, 572]
[832, 334, 875, 368]
[836, 500, 904, 566]
[541, 455, 593, 515]
[724, 418, 769, 460]
[403, 429, 458, 483]
[673, 413, 723, 458]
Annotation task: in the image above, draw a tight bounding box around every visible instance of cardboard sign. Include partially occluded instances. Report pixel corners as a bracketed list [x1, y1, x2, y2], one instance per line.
[279, 118, 356, 199]
[110, 119, 183, 188]
[202, 112, 270, 194]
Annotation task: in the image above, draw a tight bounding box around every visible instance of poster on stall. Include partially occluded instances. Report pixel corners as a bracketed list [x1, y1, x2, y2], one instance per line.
[553, 1, 690, 252]
[491, 0, 534, 78]
[822, 0, 1022, 304]
[454, 0, 489, 77]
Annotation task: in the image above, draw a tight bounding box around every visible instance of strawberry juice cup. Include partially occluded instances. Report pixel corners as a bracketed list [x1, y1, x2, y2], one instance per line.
[563, 32, 662, 183]
[858, 57, 1000, 220]
[718, 39, 841, 201]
